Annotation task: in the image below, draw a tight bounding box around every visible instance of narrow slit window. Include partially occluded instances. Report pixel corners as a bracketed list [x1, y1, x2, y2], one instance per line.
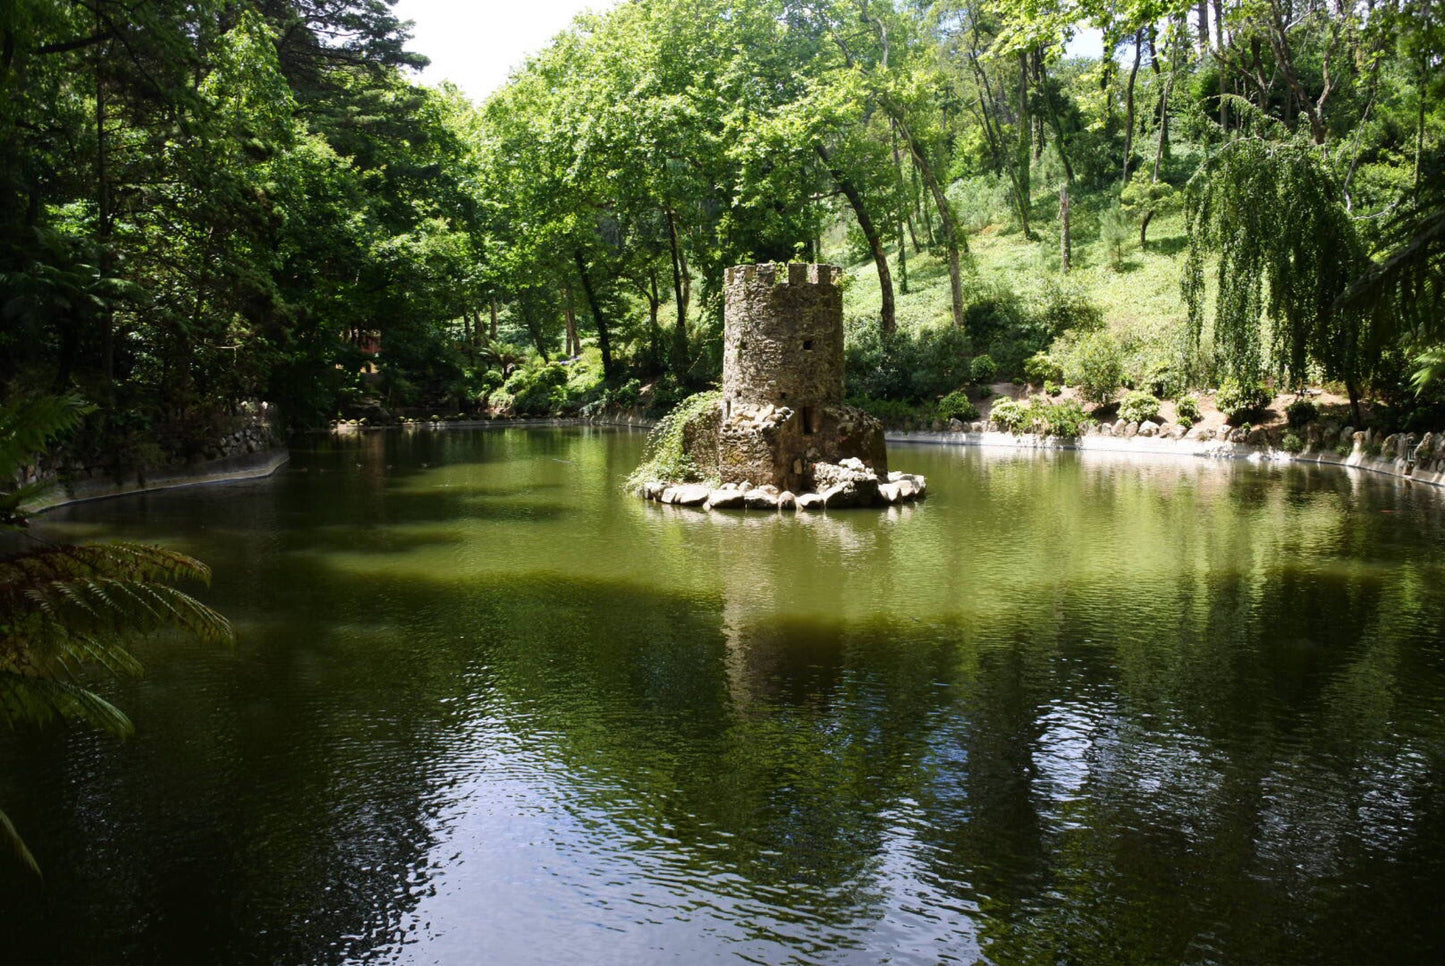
[802, 406, 815, 435]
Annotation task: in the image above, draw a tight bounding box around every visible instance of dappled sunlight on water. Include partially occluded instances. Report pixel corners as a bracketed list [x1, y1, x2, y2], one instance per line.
[2, 427, 1444, 964]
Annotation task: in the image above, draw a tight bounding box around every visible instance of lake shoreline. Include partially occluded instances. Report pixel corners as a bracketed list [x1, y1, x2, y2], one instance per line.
[27, 416, 1442, 515]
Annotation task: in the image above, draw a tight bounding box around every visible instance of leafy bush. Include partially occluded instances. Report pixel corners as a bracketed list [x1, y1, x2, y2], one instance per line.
[1215, 378, 1272, 424]
[1119, 390, 1161, 424]
[501, 361, 570, 415]
[844, 321, 973, 401]
[990, 396, 1092, 437]
[937, 390, 980, 423]
[848, 395, 923, 427]
[970, 354, 998, 385]
[1286, 398, 1319, 429]
[1044, 380, 1062, 397]
[989, 397, 1027, 432]
[1024, 351, 1063, 386]
[1033, 283, 1104, 333]
[626, 390, 721, 487]
[1175, 394, 1202, 425]
[1281, 431, 1305, 453]
[1061, 330, 1125, 404]
[1027, 397, 1092, 437]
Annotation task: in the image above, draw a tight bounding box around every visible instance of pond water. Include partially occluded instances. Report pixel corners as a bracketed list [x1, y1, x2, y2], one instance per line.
[3, 427, 1445, 964]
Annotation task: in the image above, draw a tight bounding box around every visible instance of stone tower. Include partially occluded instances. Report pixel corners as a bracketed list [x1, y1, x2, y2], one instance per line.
[722, 263, 845, 423]
[708, 263, 887, 493]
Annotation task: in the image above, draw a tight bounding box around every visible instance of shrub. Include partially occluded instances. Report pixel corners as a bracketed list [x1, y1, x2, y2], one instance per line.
[970, 354, 998, 385]
[849, 395, 922, 427]
[1215, 377, 1272, 424]
[1061, 330, 1125, 404]
[503, 362, 570, 415]
[1024, 351, 1063, 386]
[989, 397, 1027, 432]
[1119, 390, 1162, 424]
[1286, 398, 1319, 429]
[1028, 397, 1092, 437]
[1281, 431, 1305, 453]
[937, 390, 980, 423]
[626, 390, 722, 487]
[1044, 380, 1062, 397]
[1175, 394, 1202, 425]
[844, 322, 973, 401]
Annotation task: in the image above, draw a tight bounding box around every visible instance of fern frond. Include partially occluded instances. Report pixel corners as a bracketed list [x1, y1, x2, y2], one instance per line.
[0, 672, 135, 736]
[0, 807, 40, 877]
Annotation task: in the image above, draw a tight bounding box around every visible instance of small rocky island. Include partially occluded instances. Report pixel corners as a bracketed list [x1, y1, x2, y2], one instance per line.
[635, 262, 925, 510]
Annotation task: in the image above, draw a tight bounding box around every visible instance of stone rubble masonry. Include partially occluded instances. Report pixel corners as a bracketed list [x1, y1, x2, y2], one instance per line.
[642, 262, 922, 509]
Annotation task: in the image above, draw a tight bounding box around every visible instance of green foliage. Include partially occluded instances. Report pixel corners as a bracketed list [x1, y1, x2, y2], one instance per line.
[1024, 351, 1063, 386]
[1176, 394, 1202, 427]
[1059, 330, 1125, 404]
[844, 322, 973, 401]
[970, 354, 998, 385]
[1044, 381, 1062, 397]
[848, 395, 924, 427]
[989, 397, 1027, 432]
[1028, 397, 1092, 438]
[1286, 399, 1320, 429]
[1281, 431, 1306, 454]
[626, 391, 721, 488]
[1216, 378, 1272, 424]
[937, 391, 980, 423]
[1, 395, 233, 873]
[990, 395, 1091, 437]
[1099, 204, 1134, 270]
[1119, 391, 1162, 425]
[1183, 138, 1372, 393]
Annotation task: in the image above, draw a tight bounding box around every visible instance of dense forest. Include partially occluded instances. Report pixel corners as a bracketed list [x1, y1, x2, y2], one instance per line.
[2, 0, 1443, 464]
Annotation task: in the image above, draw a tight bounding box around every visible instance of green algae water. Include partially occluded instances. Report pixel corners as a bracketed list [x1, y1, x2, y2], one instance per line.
[3, 427, 1445, 964]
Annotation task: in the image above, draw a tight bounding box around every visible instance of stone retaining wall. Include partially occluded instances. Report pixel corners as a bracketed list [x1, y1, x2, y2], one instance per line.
[889, 428, 1445, 491]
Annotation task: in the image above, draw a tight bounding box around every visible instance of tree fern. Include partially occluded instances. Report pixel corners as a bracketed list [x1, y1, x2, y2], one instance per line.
[1, 395, 233, 873]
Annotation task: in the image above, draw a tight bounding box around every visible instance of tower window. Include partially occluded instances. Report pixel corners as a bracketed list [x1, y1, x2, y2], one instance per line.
[803, 339, 814, 351]
[802, 406, 815, 435]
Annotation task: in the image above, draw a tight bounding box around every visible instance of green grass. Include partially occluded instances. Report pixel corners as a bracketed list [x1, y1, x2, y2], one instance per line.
[835, 202, 1193, 345]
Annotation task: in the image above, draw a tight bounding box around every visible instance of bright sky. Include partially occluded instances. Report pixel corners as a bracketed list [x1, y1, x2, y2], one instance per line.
[392, 1, 1104, 104]
[392, 0, 621, 102]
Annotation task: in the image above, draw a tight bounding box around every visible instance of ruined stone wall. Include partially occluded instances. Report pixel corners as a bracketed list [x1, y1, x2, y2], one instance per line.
[722, 263, 845, 414]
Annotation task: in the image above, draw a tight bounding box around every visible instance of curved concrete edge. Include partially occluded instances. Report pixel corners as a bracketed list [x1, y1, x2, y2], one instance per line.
[322, 415, 659, 434]
[886, 430, 1445, 492]
[24, 448, 292, 515]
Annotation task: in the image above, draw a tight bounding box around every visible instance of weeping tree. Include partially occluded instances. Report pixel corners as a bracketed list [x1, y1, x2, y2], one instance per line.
[1, 395, 233, 873]
[1182, 132, 1375, 422]
[1341, 181, 1445, 394]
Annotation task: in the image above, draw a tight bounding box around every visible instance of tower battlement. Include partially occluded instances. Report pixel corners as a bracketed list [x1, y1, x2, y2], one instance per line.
[722, 262, 845, 413]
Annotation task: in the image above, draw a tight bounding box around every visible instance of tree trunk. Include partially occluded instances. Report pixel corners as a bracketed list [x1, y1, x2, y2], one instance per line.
[1139, 208, 1155, 248]
[1123, 29, 1144, 183]
[489, 298, 499, 341]
[1196, 0, 1210, 54]
[563, 285, 579, 357]
[817, 144, 895, 334]
[95, 36, 114, 392]
[1214, 0, 1228, 130]
[1060, 182, 1071, 273]
[1016, 50, 1034, 237]
[574, 250, 614, 383]
[894, 115, 967, 329]
[665, 209, 689, 374]
[889, 120, 910, 294]
[1037, 60, 1075, 183]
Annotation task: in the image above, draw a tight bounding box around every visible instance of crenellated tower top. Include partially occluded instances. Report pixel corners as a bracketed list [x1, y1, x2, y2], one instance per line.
[722, 263, 845, 413]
